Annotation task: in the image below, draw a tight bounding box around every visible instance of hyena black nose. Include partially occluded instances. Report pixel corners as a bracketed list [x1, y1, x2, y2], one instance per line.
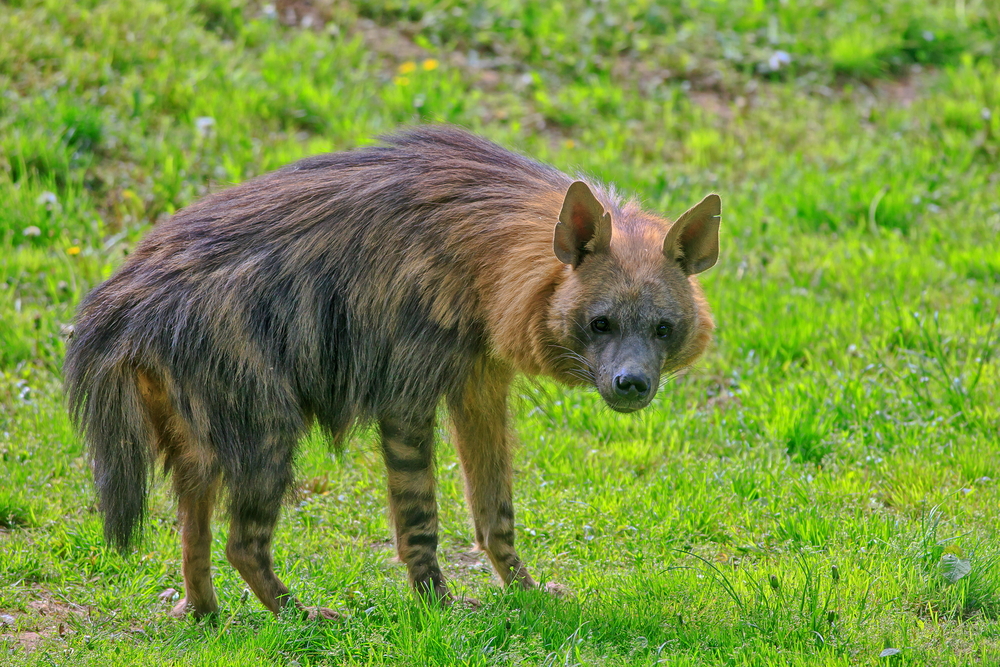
[613, 373, 650, 399]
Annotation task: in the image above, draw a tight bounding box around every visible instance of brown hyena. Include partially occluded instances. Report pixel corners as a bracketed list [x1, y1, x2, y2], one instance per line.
[64, 126, 721, 619]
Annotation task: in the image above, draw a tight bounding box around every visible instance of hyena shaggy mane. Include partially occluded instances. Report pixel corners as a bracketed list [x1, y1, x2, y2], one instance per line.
[64, 126, 721, 619]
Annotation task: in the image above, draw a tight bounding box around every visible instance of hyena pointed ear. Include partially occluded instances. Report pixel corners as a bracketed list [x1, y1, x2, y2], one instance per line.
[554, 181, 612, 267]
[663, 193, 721, 275]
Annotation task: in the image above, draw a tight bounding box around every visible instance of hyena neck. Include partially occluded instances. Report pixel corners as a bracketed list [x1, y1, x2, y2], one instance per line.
[476, 210, 572, 378]
[483, 255, 567, 378]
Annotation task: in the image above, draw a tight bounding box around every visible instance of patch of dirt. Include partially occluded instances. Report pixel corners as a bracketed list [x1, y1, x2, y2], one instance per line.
[355, 19, 428, 62]
[878, 71, 924, 107]
[705, 391, 741, 411]
[697, 375, 743, 412]
[368, 538, 393, 552]
[688, 91, 737, 121]
[687, 67, 930, 123]
[266, 1, 430, 62]
[254, 0, 937, 132]
[25, 599, 87, 618]
[0, 591, 90, 653]
[0, 630, 43, 653]
[449, 549, 489, 571]
[274, 0, 335, 30]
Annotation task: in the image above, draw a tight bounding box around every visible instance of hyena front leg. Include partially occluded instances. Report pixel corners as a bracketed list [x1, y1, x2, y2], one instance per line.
[447, 360, 540, 590]
[378, 416, 450, 601]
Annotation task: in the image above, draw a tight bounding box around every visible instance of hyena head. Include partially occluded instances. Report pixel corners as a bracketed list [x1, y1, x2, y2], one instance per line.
[548, 181, 721, 413]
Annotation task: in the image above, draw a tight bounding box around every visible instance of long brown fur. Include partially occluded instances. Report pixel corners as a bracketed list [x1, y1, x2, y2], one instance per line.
[64, 126, 719, 617]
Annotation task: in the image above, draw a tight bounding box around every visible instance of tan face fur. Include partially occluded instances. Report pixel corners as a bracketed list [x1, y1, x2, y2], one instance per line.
[548, 183, 721, 412]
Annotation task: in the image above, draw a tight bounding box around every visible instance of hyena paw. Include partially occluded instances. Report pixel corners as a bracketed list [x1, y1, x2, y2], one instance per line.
[303, 606, 341, 621]
[414, 575, 453, 607]
[541, 582, 570, 598]
[452, 595, 482, 611]
[168, 597, 218, 620]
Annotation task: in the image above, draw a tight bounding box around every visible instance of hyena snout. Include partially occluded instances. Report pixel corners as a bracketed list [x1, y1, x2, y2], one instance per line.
[602, 368, 659, 413]
[613, 373, 650, 400]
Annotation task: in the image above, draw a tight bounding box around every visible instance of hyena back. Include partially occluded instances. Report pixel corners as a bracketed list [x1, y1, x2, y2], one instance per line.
[64, 127, 721, 618]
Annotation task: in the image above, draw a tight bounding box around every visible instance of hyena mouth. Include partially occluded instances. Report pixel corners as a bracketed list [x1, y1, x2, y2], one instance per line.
[605, 400, 649, 414]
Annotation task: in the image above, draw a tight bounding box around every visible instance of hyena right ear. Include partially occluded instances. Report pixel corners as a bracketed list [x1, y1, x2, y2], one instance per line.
[662, 194, 721, 275]
[553, 181, 612, 267]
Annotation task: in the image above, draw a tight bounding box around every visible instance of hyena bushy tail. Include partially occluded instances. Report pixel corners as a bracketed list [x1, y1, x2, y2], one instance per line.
[65, 340, 152, 552]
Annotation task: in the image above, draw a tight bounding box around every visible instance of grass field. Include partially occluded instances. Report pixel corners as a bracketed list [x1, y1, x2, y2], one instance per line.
[2, 0, 999, 664]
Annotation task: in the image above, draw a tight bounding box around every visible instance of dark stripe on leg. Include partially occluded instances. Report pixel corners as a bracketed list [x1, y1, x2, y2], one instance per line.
[379, 416, 450, 601]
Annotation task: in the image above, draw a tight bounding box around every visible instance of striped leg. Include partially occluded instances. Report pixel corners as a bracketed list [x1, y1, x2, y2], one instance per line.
[170, 478, 220, 618]
[379, 416, 449, 601]
[137, 369, 222, 619]
[225, 478, 296, 614]
[447, 359, 536, 589]
[225, 476, 340, 620]
[222, 439, 335, 619]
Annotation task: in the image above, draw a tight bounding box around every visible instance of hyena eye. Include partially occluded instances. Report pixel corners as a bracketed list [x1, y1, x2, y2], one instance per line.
[591, 317, 611, 333]
[656, 322, 673, 338]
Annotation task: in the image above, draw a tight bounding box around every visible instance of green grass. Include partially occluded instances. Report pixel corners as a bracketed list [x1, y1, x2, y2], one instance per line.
[2, 0, 999, 664]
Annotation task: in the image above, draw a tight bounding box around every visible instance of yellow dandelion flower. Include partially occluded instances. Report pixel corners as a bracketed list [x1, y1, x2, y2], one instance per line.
[394, 76, 410, 86]
[67, 246, 81, 256]
[422, 59, 439, 71]
[398, 61, 417, 74]
[564, 139, 576, 149]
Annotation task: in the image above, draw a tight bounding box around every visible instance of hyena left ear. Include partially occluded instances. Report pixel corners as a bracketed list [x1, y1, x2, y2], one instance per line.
[662, 193, 721, 275]
[554, 181, 612, 267]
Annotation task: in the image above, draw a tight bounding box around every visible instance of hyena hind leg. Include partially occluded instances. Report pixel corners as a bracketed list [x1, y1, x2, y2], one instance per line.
[169, 477, 221, 619]
[224, 443, 339, 621]
[136, 370, 222, 619]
